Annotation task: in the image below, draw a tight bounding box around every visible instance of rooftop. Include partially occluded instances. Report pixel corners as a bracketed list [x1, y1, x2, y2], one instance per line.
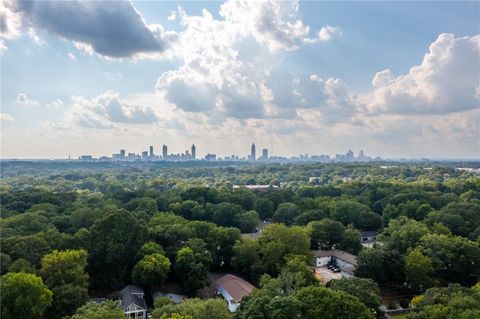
[215, 274, 255, 303]
[312, 249, 358, 266]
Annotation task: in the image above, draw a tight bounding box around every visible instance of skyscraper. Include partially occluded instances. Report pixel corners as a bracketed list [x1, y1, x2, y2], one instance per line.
[251, 143, 256, 161]
[120, 149, 125, 160]
[149, 146, 154, 158]
[162, 144, 168, 159]
[262, 148, 268, 160]
[191, 144, 196, 159]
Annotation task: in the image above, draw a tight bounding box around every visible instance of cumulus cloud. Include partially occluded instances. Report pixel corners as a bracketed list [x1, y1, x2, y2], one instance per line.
[0, 1, 21, 49]
[8, 0, 176, 58]
[15, 93, 40, 106]
[156, 0, 340, 122]
[369, 33, 480, 115]
[219, 0, 310, 52]
[59, 91, 159, 129]
[0, 113, 15, 122]
[304, 25, 342, 44]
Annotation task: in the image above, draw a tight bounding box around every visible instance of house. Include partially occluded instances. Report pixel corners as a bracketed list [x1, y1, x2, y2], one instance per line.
[312, 249, 358, 277]
[361, 230, 378, 248]
[119, 285, 147, 319]
[215, 274, 255, 312]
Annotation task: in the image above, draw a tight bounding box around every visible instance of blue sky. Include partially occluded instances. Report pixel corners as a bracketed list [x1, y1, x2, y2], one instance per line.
[1, 0, 479, 159]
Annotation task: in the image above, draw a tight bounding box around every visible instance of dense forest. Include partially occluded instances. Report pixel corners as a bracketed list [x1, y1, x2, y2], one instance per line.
[1, 161, 479, 318]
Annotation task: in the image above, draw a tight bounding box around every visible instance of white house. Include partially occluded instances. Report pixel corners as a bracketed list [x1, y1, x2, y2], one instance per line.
[312, 249, 358, 277]
[119, 285, 147, 319]
[215, 274, 255, 312]
[361, 230, 378, 248]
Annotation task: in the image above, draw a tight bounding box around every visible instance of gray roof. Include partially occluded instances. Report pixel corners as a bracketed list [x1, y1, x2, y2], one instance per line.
[120, 285, 146, 310]
[312, 249, 358, 266]
[361, 230, 378, 238]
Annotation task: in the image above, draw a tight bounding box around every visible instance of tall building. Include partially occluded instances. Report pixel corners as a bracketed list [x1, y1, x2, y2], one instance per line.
[162, 144, 168, 159]
[358, 150, 364, 160]
[191, 144, 196, 160]
[149, 146, 154, 157]
[262, 148, 268, 160]
[120, 149, 126, 159]
[251, 143, 256, 161]
[346, 149, 354, 160]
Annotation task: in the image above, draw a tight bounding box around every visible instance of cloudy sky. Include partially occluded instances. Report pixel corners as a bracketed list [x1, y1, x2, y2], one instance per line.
[1, 0, 479, 159]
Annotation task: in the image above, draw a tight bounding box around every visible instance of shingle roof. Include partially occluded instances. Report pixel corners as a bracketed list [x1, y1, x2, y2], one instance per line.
[120, 285, 146, 310]
[312, 249, 358, 266]
[215, 274, 255, 303]
[361, 230, 378, 238]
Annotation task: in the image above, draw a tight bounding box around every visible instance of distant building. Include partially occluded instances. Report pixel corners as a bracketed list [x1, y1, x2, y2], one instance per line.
[215, 274, 255, 312]
[120, 149, 126, 159]
[205, 153, 216, 161]
[80, 155, 92, 162]
[262, 148, 268, 160]
[191, 144, 196, 159]
[360, 230, 378, 248]
[313, 249, 358, 278]
[142, 151, 148, 160]
[162, 145, 168, 159]
[346, 149, 354, 160]
[250, 143, 256, 161]
[149, 146, 154, 158]
[119, 285, 147, 319]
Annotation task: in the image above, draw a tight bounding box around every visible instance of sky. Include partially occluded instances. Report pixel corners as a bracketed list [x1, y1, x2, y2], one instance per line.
[1, 0, 479, 159]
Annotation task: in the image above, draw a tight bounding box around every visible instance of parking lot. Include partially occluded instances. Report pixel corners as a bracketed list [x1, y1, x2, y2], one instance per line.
[315, 267, 342, 284]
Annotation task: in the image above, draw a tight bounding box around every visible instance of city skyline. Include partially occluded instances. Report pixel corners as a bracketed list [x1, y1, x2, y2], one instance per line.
[1, 1, 479, 159]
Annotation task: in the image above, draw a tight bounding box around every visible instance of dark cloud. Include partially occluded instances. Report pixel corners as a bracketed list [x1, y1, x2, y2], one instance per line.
[13, 0, 171, 58]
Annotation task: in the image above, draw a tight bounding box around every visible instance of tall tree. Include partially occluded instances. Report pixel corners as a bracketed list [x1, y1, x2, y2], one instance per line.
[87, 209, 144, 288]
[40, 249, 89, 319]
[1, 272, 53, 319]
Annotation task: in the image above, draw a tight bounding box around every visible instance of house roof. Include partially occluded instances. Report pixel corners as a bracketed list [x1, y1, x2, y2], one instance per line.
[360, 230, 378, 238]
[215, 274, 255, 303]
[312, 249, 358, 266]
[120, 285, 146, 310]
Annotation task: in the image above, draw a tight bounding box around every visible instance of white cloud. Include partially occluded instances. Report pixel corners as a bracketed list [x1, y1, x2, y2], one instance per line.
[61, 91, 160, 129]
[369, 33, 480, 115]
[68, 53, 76, 60]
[46, 99, 64, 108]
[15, 93, 40, 106]
[0, 1, 21, 49]
[0, 113, 15, 122]
[304, 25, 342, 44]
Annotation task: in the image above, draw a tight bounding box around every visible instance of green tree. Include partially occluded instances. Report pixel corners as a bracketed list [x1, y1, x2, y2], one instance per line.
[0, 253, 12, 275]
[308, 218, 345, 250]
[175, 247, 210, 296]
[408, 284, 480, 319]
[88, 209, 144, 288]
[272, 203, 301, 225]
[254, 198, 274, 220]
[153, 298, 230, 319]
[355, 248, 385, 284]
[232, 238, 264, 281]
[405, 248, 437, 293]
[9, 258, 35, 273]
[339, 225, 362, 254]
[328, 277, 382, 317]
[235, 210, 260, 233]
[133, 252, 171, 287]
[1, 272, 53, 319]
[294, 286, 374, 319]
[40, 249, 89, 319]
[70, 300, 125, 319]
